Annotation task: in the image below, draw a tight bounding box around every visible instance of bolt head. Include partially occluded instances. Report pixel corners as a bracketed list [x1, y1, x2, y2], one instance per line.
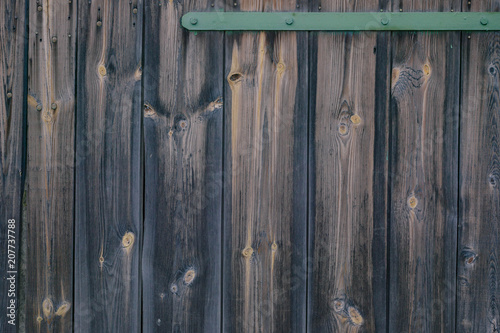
[52, 36, 57, 43]
[36, 105, 42, 111]
[97, 20, 102, 27]
[285, 17, 294, 25]
[190, 17, 198, 25]
[6, 92, 12, 99]
[381, 18, 389, 25]
[480, 17, 488, 25]
[133, 7, 138, 14]
[37, 5, 42, 11]
[51, 103, 57, 110]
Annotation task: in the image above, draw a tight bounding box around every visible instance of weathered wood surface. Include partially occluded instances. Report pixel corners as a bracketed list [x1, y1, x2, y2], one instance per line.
[74, 1, 143, 331]
[223, 0, 308, 330]
[25, 0, 76, 331]
[142, 0, 223, 331]
[457, 1, 500, 332]
[389, 1, 460, 332]
[0, 0, 26, 331]
[308, 0, 389, 331]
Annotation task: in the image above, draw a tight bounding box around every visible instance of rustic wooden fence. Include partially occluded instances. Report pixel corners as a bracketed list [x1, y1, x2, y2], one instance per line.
[0, 0, 499, 332]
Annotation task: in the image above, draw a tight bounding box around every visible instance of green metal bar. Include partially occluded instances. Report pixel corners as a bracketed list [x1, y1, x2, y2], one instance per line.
[181, 12, 500, 31]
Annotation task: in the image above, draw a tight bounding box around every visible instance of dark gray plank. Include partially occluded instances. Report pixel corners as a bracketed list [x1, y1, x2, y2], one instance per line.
[223, 0, 308, 331]
[389, 1, 460, 332]
[457, 1, 500, 332]
[308, 0, 390, 331]
[75, 1, 143, 331]
[24, 1, 76, 331]
[141, 0, 223, 331]
[0, 0, 26, 331]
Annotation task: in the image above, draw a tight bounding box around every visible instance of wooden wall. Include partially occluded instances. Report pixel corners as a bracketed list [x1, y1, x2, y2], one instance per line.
[0, 0, 499, 332]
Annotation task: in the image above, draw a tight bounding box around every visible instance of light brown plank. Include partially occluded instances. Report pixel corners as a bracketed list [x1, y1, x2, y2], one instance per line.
[223, 0, 308, 331]
[308, 0, 390, 331]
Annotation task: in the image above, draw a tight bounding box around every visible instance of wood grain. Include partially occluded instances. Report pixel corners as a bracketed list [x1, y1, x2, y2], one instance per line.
[74, 1, 143, 331]
[25, 0, 76, 331]
[0, 0, 26, 331]
[142, 0, 223, 331]
[389, 1, 460, 332]
[308, 0, 390, 331]
[223, 0, 308, 331]
[457, 1, 500, 332]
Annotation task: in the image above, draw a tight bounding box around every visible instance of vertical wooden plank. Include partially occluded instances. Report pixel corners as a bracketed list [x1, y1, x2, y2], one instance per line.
[0, 0, 26, 331]
[389, 1, 460, 332]
[74, 1, 142, 331]
[457, 0, 500, 331]
[223, 0, 308, 331]
[25, 0, 76, 331]
[142, 0, 223, 331]
[308, 0, 390, 331]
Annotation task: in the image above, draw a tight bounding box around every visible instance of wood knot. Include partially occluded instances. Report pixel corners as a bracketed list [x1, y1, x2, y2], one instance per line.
[55, 302, 71, 317]
[37, 316, 43, 323]
[99, 256, 104, 264]
[42, 111, 53, 123]
[42, 298, 54, 319]
[242, 247, 254, 258]
[391, 68, 400, 89]
[489, 65, 498, 76]
[338, 123, 349, 136]
[228, 72, 243, 84]
[122, 232, 135, 248]
[347, 306, 364, 326]
[461, 248, 477, 265]
[168, 129, 173, 137]
[98, 65, 106, 76]
[408, 195, 418, 209]
[170, 284, 178, 293]
[332, 298, 345, 312]
[271, 242, 278, 252]
[183, 269, 196, 285]
[144, 103, 157, 118]
[350, 114, 361, 125]
[276, 62, 286, 75]
[179, 120, 188, 129]
[423, 63, 431, 76]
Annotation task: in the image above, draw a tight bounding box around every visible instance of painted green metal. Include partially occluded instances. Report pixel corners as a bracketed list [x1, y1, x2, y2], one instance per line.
[181, 12, 500, 31]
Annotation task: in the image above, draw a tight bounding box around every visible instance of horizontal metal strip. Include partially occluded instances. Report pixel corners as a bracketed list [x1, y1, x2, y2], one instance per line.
[181, 12, 500, 31]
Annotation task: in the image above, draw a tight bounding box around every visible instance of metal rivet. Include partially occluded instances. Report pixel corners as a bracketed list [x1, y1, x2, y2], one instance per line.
[97, 20, 102, 27]
[380, 9, 383, 12]
[6, 92, 12, 99]
[233, 2, 237, 6]
[451, 9, 454, 12]
[52, 36, 57, 43]
[285, 17, 294, 25]
[68, 34, 72, 38]
[399, 8, 403, 11]
[51, 103, 57, 110]
[36, 105, 42, 111]
[480, 17, 488, 25]
[37, 5, 42, 11]
[381, 18, 389, 25]
[468, 35, 471, 39]
[318, 5, 321, 10]
[190, 17, 198, 25]
[211, 3, 214, 6]
[133, 7, 138, 14]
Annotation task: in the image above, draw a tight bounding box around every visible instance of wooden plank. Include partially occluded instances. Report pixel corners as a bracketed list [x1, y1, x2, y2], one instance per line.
[24, 1, 76, 331]
[74, 1, 142, 331]
[457, 0, 500, 331]
[0, 0, 26, 331]
[307, 0, 390, 330]
[222, 0, 308, 331]
[141, 0, 223, 331]
[389, 1, 460, 332]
